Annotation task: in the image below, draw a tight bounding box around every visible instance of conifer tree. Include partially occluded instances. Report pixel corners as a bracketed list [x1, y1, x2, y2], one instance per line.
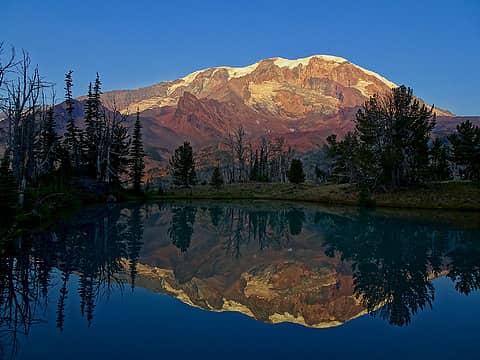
[429, 138, 451, 181]
[83, 82, 97, 175]
[129, 110, 145, 192]
[325, 132, 362, 184]
[169, 142, 197, 188]
[354, 86, 435, 189]
[110, 120, 131, 185]
[287, 159, 305, 184]
[210, 166, 224, 189]
[448, 120, 480, 180]
[83, 74, 105, 180]
[92, 73, 104, 181]
[63, 70, 81, 170]
[38, 106, 60, 175]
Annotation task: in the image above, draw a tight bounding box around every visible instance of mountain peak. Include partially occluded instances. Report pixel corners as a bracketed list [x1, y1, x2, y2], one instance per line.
[91, 54, 465, 169]
[269, 54, 348, 68]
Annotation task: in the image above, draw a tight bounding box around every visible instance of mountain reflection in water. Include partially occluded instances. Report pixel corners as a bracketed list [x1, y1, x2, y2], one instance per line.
[0, 201, 479, 357]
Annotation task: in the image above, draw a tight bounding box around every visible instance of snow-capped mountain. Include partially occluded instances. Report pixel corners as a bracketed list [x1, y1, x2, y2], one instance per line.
[89, 55, 469, 167]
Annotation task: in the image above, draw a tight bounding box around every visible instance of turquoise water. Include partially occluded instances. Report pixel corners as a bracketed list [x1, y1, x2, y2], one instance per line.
[1, 201, 479, 359]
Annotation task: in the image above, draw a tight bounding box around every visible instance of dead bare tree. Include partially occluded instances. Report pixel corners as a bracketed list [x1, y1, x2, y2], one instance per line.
[1, 51, 49, 207]
[224, 132, 235, 183]
[0, 43, 15, 91]
[234, 126, 247, 182]
[269, 137, 292, 183]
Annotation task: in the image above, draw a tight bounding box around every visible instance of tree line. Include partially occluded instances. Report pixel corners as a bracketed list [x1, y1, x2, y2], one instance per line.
[168, 86, 479, 192]
[324, 85, 479, 196]
[168, 132, 307, 189]
[0, 45, 145, 218]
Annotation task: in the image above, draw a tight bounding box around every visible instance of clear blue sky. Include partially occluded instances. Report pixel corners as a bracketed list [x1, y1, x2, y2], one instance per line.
[2, 0, 479, 115]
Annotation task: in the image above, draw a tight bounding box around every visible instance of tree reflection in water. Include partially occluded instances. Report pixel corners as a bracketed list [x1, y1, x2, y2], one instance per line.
[167, 204, 306, 258]
[0, 205, 146, 358]
[0, 202, 479, 358]
[318, 210, 480, 326]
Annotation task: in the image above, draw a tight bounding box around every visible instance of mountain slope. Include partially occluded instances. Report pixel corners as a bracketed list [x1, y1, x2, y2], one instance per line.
[78, 55, 476, 168]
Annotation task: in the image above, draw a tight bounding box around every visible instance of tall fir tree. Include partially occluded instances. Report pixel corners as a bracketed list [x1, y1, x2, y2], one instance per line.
[110, 121, 131, 185]
[93, 73, 102, 123]
[83, 74, 104, 180]
[63, 70, 81, 171]
[38, 106, 60, 176]
[92, 73, 104, 181]
[169, 142, 197, 188]
[129, 110, 145, 192]
[84, 82, 97, 175]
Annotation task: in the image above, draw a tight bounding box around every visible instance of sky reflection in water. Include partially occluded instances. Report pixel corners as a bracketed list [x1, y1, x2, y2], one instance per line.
[1, 201, 479, 359]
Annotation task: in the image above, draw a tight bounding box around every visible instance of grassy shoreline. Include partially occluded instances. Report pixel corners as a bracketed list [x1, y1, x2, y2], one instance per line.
[152, 182, 480, 211]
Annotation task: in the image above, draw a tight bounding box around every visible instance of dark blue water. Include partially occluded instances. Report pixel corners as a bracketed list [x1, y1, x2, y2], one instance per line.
[1, 201, 479, 359]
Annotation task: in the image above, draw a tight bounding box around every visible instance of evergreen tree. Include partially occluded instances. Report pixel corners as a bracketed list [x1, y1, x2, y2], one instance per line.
[93, 73, 102, 123]
[38, 106, 60, 175]
[129, 110, 145, 192]
[287, 159, 305, 184]
[92, 73, 104, 181]
[210, 166, 224, 189]
[354, 86, 435, 189]
[83, 74, 104, 180]
[63, 70, 81, 171]
[83, 82, 97, 175]
[429, 138, 451, 181]
[448, 120, 480, 180]
[110, 121, 131, 185]
[169, 142, 197, 188]
[325, 132, 362, 184]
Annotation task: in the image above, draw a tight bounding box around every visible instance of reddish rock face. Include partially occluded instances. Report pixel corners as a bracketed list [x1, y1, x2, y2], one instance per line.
[96, 55, 474, 166]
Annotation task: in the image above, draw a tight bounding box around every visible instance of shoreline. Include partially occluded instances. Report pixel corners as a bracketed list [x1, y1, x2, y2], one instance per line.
[149, 182, 480, 211]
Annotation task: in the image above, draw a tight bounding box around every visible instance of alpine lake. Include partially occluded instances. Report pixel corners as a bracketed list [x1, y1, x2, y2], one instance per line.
[1, 200, 479, 359]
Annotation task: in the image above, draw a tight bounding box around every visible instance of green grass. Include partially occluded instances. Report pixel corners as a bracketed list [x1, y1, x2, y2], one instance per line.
[155, 181, 480, 210]
[374, 182, 480, 210]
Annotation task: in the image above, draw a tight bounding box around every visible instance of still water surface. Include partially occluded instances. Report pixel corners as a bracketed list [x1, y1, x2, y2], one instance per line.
[1, 201, 479, 359]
